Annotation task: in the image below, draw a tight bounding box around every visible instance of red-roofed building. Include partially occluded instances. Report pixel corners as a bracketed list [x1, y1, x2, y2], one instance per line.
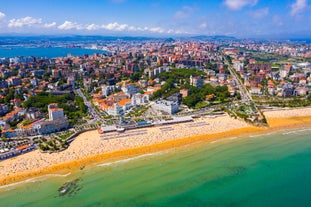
[48, 103, 64, 120]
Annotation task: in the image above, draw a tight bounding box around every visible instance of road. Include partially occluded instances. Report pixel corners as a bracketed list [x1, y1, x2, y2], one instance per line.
[222, 52, 262, 115]
[222, 53, 254, 103]
[75, 88, 102, 121]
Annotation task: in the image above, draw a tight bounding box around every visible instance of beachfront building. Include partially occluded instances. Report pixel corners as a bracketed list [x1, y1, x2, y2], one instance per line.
[152, 100, 179, 115]
[30, 103, 69, 134]
[48, 103, 64, 121]
[33, 118, 69, 135]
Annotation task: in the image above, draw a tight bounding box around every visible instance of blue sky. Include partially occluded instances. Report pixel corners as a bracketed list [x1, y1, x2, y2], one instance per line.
[0, 0, 310, 37]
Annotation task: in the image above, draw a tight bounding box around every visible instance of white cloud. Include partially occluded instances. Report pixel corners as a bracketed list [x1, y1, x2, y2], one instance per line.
[199, 22, 207, 29]
[102, 22, 129, 31]
[0, 12, 5, 19]
[100, 22, 166, 33]
[224, 0, 258, 10]
[8, 16, 42, 27]
[174, 6, 196, 19]
[148, 27, 164, 33]
[167, 29, 175, 34]
[128, 26, 137, 31]
[58, 21, 82, 30]
[44, 22, 56, 28]
[86, 23, 100, 30]
[250, 7, 269, 18]
[3, 14, 171, 34]
[290, 0, 308, 15]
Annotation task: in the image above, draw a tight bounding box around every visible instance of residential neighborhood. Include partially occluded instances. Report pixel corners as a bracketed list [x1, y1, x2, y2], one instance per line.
[0, 37, 311, 156]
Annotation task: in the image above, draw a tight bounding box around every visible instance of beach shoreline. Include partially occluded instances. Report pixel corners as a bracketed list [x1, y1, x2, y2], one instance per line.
[1, 108, 311, 187]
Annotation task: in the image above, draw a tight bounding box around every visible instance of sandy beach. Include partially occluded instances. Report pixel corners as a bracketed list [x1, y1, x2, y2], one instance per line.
[1, 108, 311, 186]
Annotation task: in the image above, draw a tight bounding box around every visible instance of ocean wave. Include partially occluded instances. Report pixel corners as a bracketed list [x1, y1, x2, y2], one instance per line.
[210, 137, 238, 144]
[0, 173, 71, 190]
[282, 128, 311, 135]
[249, 134, 262, 138]
[97, 151, 166, 167]
[297, 129, 308, 132]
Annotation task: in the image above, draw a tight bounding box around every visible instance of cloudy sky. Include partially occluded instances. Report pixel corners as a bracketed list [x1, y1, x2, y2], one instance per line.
[0, 0, 310, 37]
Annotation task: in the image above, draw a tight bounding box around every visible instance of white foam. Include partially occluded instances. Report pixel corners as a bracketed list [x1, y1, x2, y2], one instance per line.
[297, 129, 308, 132]
[0, 173, 71, 190]
[265, 133, 274, 136]
[97, 151, 165, 167]
[283, 131, 298, 135]
[249, 134, 262, 138]
[210, 137, 238, 144]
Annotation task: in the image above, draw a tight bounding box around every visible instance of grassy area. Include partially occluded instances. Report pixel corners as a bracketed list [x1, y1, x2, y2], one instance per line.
[58, 131, 75, 140]
[194, 101, 209, 109]
[125, 106, 150, 117]
[38, 136, 68, 152]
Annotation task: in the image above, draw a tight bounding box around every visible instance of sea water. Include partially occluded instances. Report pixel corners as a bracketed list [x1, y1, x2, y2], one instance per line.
[0, 47, 105, 58]
[1, 128, 311, 207]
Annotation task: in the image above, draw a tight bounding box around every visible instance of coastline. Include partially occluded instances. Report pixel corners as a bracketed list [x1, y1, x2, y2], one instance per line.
[1, 108, 311, 187]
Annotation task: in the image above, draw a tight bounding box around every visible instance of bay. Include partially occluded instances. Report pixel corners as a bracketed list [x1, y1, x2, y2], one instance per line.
[0, 47, 105, 58]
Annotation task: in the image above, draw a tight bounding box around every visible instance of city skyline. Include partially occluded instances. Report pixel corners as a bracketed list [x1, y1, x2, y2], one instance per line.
[0, 0, 310, 38]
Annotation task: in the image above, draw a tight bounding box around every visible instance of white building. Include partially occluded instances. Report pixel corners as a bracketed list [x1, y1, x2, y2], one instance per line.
[279, 69, 288, 78]
[233, 61, 244, 72]
[107, 103, 123, 116]
[101, 85, 116, 97]
[122, 84, 140, 97]
[33, 118, 69, 135]
[48, 103, 64, 121]
[131, 93, 149, 106]
[152, 100, 179, 115]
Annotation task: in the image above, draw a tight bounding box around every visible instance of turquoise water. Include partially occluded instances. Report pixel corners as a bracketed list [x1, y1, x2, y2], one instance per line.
[0, 47, 105, 58]
[1, 128, 311, 207]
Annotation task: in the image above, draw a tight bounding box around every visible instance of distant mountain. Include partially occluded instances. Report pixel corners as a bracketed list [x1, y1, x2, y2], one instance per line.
[47, 35, 161, 42]
[190, 35, 237, 40]
[164, 38, 175, 42]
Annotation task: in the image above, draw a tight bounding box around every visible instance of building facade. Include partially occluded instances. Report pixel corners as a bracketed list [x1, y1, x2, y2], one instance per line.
[152, 100, 179, 115]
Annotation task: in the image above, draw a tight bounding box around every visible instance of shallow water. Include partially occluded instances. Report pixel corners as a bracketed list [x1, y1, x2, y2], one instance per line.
[1, 128, 311, 207]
